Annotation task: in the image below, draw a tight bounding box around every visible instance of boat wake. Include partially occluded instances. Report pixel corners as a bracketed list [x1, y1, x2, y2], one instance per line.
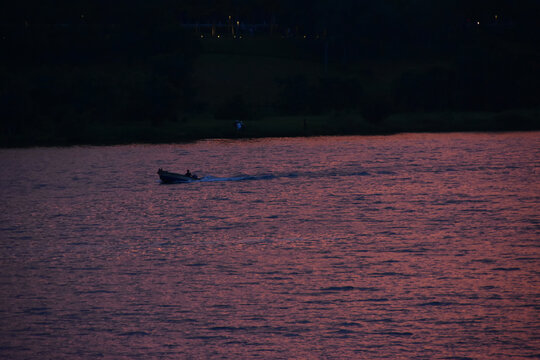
[158, 169, 370, 184]
[184, 170, 369, 183]
[198, 174, 277, 182]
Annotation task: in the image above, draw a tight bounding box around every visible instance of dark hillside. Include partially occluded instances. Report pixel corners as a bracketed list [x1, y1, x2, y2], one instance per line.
[1, 0, 538, 146]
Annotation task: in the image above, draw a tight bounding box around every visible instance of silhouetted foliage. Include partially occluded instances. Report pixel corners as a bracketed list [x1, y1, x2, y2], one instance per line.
[276, 75, 312, 115]
[395, 68, 457, 112]
[1, 0, 539, 145]
[276, 76, 363, 116]
[0, 17, 200, 145]
[214, 95, 252, 120]
[316, 77, 362, 113]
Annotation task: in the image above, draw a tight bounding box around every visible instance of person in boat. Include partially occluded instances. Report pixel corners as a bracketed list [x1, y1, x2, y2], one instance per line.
[185, 169, 192, 177]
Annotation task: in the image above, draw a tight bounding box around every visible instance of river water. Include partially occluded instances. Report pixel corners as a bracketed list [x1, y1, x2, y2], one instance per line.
[0, 133, 539, 359]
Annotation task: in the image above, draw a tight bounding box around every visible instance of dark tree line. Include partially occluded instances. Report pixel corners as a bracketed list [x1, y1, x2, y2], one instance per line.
[0, 18, 200, 145]
[1, 0, 538, 145]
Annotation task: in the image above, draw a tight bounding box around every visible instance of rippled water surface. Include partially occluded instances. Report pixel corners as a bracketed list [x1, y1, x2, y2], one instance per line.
[1, 133, 539, 359]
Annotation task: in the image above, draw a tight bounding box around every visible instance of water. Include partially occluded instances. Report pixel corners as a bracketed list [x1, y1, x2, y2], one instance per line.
[1, 133, 539, 359]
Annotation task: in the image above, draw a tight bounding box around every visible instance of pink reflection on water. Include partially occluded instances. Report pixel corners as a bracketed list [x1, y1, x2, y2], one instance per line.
[0, 133, 538, 359]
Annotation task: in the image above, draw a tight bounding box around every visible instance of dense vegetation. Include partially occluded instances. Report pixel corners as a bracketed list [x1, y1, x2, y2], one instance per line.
[1, 0, 539, 146]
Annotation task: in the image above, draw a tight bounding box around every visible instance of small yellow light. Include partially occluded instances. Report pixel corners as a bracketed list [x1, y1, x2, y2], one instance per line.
[236, 21, 240, 26]
[200, 34, 204, 38]
[217, 35, 221, 38]
[494, 14, 498, 20]
[476, 21, 480, 25]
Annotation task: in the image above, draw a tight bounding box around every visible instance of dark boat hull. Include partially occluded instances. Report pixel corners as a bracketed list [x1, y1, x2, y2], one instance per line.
[157, 169, 198, 183]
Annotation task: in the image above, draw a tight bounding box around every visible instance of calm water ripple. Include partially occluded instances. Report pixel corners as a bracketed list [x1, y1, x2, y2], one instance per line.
[1, 133, 539, 359]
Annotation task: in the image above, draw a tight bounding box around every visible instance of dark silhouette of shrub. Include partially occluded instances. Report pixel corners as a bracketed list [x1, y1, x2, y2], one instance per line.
[214, 95, 252, 120]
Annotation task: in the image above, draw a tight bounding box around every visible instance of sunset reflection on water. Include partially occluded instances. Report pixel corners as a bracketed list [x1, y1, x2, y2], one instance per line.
[0, 133, 539, 359]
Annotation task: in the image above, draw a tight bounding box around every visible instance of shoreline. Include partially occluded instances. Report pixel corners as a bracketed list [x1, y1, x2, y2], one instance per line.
[2, 109, 539, 148]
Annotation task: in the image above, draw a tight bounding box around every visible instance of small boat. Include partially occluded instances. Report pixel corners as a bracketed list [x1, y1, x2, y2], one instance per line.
[157, 168, 199, 183]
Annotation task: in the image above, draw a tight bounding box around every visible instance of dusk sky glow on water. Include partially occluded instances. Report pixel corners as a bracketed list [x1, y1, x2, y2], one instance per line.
[0, 133, 539, 359]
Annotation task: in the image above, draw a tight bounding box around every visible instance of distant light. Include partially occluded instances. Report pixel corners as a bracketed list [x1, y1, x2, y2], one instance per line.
[303, 35, 307, 39]
[236, 21, 240, 26]
[476, 21, 480, 25]
[494, 14, 499, 20]
[200, 34, 204, 38]
[217, 35, 221, 38]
